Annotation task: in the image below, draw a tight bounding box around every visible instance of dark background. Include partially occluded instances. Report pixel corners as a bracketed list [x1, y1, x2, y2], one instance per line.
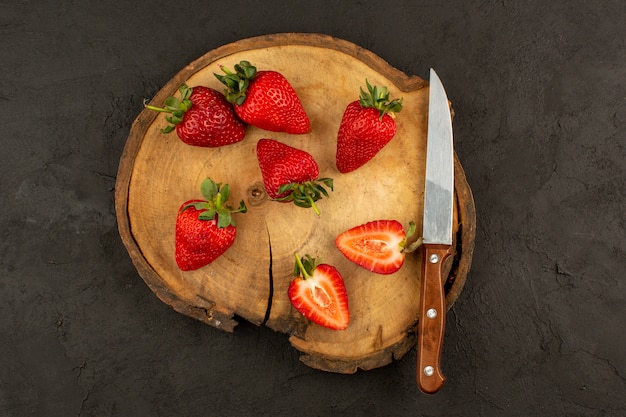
[1, 1, 624, 416]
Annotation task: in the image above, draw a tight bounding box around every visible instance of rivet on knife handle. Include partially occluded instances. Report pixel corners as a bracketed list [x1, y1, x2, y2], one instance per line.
[417, 243, 452, 394]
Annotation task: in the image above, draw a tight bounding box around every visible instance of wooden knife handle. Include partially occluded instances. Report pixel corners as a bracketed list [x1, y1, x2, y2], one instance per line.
[417, 243, 453, 394]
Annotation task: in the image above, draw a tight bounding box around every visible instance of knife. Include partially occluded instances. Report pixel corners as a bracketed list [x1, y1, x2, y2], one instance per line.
[417, 68, 454, 394]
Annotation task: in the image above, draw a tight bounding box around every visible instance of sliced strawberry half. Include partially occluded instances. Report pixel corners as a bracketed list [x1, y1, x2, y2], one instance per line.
[288, 254, 350, 330]
[335, 219, 420, 275]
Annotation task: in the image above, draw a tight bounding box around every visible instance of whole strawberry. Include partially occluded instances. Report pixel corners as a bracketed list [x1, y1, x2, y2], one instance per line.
[145, 84, 246, 147]
[256, 138, 333, 216]
[288, 253, 350, 330]
[175, 178, 247, 271]
[215, 60, 311, 134]
[336, 80, 403, 173]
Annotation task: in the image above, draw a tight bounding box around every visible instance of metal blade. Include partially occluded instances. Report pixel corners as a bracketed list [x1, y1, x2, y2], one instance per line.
[423, 68, 454, 246]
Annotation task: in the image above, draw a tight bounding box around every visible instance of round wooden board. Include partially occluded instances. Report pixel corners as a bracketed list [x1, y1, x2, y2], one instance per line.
[115, 33, 476, 374]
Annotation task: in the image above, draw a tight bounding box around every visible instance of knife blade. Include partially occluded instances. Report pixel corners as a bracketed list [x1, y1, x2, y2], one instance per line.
[417, 68, 454, 394]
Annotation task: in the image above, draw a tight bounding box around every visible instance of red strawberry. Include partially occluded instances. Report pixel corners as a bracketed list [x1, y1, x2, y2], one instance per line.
[256, 139, 333, 215]
[335, 220, 420, 275]
[288, 253, 350, 330]
[145, 84, 245, 147]
[175, 178, 247, 271]
[215, 60, 311, 134]
[336, 80, 403, 173]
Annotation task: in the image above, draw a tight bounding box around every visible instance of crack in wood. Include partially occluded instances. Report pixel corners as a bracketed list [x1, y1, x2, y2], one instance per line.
[262, 225, 273, 325]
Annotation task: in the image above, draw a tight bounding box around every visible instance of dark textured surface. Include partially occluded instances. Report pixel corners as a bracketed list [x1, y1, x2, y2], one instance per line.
[1, 1, 624, 416]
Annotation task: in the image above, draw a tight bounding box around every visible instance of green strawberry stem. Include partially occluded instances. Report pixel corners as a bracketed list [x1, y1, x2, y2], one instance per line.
[308, 197, 321, 216]
[293, 253, 317, 279]
[144, 84, 194, 133]
[184, 178, 247, 228]
[274, 177, 334, 216]
[359, 79, 403, 120]
[401, 221, 423, 253]
[214, 60, 257, 105]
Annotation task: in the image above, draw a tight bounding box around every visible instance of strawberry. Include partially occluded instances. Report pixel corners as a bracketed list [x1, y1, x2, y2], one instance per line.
[335, 220, 421, 275]
[336, 80, 403, 173]
[288, 253, 350, 330]
[175, 178, 247, 271]
[215, 60, 311, 134]
[145, 84, 245, 147]
[256, 138, 333, 215]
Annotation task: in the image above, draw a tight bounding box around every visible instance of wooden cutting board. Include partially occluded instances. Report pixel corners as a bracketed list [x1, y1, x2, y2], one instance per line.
[115, 33, 476, 373]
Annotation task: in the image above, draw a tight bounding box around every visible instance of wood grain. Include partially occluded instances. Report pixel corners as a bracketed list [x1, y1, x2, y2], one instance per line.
[115, 33, 476, 372]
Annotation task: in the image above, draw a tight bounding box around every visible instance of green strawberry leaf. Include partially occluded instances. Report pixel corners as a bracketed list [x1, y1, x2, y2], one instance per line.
[164, 96, 182, 110]
[319, 177, 334, 189]
[144, 83, 194, 133]
[179, 83, 193, 100]
[183, 201, 207, 211]
[236, 61, 257, 79]
[406, 221, 417, 239]
[220, 184, 230, 202]
[190, 177, 247, 228]
[274, 177, 334, 216]
[200, 178, 220, 200]
[214, 61, 258, 106]
[359, 79, 403, 119]
[216, 210, 232, 229]
[198, 207, 217, 221]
